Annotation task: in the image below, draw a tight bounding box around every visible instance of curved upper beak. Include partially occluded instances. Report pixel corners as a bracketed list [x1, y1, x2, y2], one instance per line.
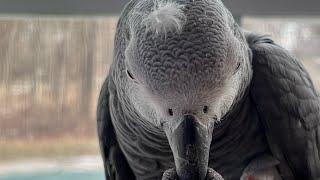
[163, 114, 214, 180]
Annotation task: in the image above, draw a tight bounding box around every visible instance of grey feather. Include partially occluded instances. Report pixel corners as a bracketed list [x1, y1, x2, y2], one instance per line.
[248, 32, 320, 179]
[97, 0, 320, 179]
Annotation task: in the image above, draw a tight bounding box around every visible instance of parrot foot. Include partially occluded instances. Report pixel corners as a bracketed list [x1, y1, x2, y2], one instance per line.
[205, 168, 224, 180]
[162, 168, 178, 180]
[161, 168, 224, 180]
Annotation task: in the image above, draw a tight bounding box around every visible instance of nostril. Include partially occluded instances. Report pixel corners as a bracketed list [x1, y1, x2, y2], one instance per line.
[203, 106, 208, 113]
[168, 109, 174, 116]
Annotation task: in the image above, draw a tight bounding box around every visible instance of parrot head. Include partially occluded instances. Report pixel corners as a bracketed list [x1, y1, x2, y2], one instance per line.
[121, 0, 252, 179]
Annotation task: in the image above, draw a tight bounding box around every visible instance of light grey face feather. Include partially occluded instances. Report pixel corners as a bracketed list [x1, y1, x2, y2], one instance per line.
[123, 0, 252, 128]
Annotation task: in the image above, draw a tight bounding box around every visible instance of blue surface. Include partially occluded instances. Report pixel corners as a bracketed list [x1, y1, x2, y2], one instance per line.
[1, 170, 104, 180]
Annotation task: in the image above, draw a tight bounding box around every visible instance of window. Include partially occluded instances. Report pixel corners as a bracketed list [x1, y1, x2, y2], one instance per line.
[0, 14, 320, 180]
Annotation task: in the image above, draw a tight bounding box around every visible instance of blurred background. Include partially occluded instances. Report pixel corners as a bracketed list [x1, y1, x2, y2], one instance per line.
[0, 0, 319, 179]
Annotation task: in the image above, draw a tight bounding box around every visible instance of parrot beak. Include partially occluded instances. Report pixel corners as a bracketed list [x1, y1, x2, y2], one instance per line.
[164, 114, 214, 180]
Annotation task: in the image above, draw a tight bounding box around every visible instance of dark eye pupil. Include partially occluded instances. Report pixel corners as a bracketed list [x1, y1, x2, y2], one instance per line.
[127, 70, 135, 79]
[168, 109, 173, 116]
[203, 106, 208, 113]
[236, 62, 241, 71]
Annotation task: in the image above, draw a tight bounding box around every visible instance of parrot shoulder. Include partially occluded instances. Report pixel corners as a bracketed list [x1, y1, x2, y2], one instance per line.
[97, 76, 135, 179]
[246, 32, 320, 179]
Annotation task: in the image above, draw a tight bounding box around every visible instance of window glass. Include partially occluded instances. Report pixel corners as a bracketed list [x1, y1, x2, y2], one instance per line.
[243, 16, 320, 89]
[0, 16, 118, 180]
[0, 16, 319, 180]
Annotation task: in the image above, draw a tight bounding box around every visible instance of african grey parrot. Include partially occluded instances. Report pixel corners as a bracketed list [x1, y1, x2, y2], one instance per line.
[97, 0, 320, 179]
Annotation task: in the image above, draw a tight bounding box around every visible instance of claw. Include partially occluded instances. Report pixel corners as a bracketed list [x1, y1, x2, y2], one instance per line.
[162, 168, 178, 180]
[205, 168, 224, 180]
[163, 167, 224, 180]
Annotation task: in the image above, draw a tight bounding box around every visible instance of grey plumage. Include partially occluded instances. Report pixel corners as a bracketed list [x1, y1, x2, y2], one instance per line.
[248, 33, 320, 179]
[97, 0, 320, 179]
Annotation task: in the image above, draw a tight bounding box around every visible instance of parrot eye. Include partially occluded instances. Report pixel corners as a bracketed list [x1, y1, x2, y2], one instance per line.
[203, 106, 208, 113]
[234, 62, 241, 74]
[168, 109, 174, 116]
[126, 69, 135, 80]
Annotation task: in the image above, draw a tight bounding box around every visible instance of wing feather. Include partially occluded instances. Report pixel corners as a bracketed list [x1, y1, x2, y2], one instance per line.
[247, 33, 320, 179]
[97, 77, 135, 180]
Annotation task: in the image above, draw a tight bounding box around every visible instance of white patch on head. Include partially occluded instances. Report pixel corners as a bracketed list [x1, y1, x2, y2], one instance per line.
[213, 41, 250, 122]
[142, 0, 186, 36]
[214, 69, 242, 121]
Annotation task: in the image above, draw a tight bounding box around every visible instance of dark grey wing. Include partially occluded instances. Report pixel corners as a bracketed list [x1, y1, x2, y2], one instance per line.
[247, 33, 320, 179]
[97, 76, 135, 180]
